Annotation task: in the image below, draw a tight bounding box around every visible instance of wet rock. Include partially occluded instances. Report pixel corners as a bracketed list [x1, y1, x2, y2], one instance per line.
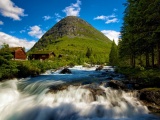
[31, 71, 40, 77]
[139, 88, 160, 106]
[100, 81, 108, 88]
[83, 83, 106, 100]
[60, 68, 72, 74]
[49, 82, 106, 102]
[107, 80, 127, 89]
[95, 65, 103, 71]
[147, 105, 160, 113]
[121, 79, 159, 90]
[139, 88, 160, 113]
[49, 84, 69, 93]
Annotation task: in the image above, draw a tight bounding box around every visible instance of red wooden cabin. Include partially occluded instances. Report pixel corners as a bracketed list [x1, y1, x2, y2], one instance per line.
[29, 51, 55, 60]
[10, 47, 27, 60]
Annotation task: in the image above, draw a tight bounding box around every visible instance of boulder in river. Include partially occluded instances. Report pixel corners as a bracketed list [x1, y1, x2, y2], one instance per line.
[60, 68, 72, 74]
[83, 83, 106, 101]
[49, 84, 69, 93]
[139, 88, 160, 113]
[107, 80, 127, 89]
[139, 88, 160, 105]
[95, 65, 103, 71]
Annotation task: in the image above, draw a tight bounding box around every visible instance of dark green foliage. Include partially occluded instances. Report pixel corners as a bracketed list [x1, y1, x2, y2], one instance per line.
[0, 60, 18, 79]
[117, 67, 160, 87]
[109, 40, 118, 66]
[16, 61, 41, 78]
[120, 0, 160, 68]
[86, 48, 92, 58]
[0, 43, 69, 80]
[117, 0, 160, 85]
[0, 43, 13, 60]
[16, 60, 69, 78]
[0, 44, 18, 80]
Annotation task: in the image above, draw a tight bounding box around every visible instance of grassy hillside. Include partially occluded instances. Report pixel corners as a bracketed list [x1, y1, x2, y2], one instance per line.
[29, 16, 112, 65]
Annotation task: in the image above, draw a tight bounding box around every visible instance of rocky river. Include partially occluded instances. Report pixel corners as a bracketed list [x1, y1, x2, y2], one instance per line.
[0, 66, 159, 120]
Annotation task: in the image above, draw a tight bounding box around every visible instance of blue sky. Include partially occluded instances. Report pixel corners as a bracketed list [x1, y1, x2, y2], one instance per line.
[0, 0, 126, 50]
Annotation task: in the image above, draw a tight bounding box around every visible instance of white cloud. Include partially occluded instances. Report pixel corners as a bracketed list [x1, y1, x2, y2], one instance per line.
[101, 30, 120, 45]
[55, 18, 61, 22]
[28, 25, 45, 39]
[20, 30, 25, 33]
[43, 15, 52, 21]
[55, 13, 61, 18]
[0, 32, 36, 50]
[94, 15, 107, 20]
[0, 0, 27, 20]
[0, 21, 4, 25]
[94, 14, 115, 20]
[55, 13, 63, 22]
[105, 18, 119, 24]
[63, 0, 81, 16]
[94, 14, 119, 24]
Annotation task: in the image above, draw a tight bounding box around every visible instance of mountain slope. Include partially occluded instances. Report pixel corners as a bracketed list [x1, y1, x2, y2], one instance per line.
[29, 16, 112, 64]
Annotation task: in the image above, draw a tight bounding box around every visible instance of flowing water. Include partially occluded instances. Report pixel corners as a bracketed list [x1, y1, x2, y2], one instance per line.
[0, 66, 159, 120]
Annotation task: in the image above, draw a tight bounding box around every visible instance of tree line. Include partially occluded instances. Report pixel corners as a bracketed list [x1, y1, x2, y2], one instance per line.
[118, 0, 160, 68]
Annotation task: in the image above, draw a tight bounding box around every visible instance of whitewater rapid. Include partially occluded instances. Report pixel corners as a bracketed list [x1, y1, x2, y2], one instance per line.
[0, 66, 159, 120]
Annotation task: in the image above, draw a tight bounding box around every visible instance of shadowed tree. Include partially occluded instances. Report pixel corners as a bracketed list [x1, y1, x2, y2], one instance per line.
[120, 0, 160, 68]
[86, 47, 92, 58]
[109, 40, 118, 66]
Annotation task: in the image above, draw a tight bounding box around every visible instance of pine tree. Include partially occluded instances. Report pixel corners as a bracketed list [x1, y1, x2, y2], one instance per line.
[86, 47, 92, 58]
[120, 0, 160, 68]
[109, 40, 118, 66]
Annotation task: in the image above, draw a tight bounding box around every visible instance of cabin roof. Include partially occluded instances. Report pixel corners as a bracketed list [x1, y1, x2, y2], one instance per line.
[31, 51, 55, 55]
[9, 47, 24, 52]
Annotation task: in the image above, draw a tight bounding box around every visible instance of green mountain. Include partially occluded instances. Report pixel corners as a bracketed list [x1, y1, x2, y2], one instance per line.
[29, 16, 112, 64]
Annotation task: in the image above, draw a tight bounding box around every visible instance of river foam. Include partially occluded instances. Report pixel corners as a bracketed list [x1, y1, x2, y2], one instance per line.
[0, 66, 159, 120]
